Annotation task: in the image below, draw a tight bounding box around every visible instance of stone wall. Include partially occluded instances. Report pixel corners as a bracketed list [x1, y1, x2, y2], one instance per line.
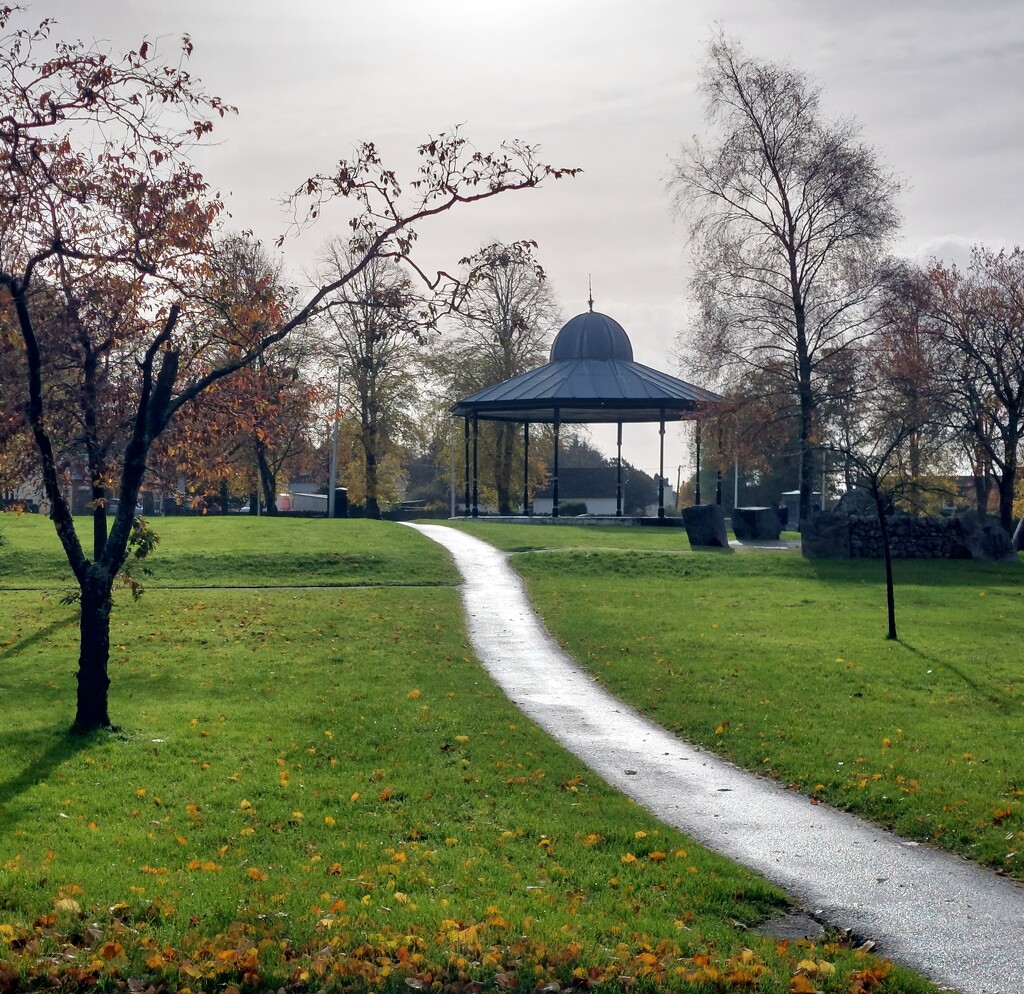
[802, 511, 1016, 561]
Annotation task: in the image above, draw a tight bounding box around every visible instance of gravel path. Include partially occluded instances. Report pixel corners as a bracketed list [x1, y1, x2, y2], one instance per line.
[406, 522, 1024, 994]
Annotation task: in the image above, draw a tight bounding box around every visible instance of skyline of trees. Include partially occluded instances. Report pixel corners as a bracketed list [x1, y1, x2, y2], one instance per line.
[5, 240, 1021, 526]
[1, 19, 1021, 535]
[925, 248, 1024, 533]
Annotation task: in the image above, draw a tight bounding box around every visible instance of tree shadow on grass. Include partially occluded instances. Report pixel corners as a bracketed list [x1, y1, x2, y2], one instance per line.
[807, 555, 1024, 589]
[0, 615, 86, 830]
[0, 730, 91, 831]
[0, 615, 77, 663]
[900, 640, 1010, 711]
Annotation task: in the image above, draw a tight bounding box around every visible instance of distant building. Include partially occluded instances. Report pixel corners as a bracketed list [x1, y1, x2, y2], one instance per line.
[533, 467, 666, 517]
[781, 489, 821, 528]
[288, 480, 328, 514]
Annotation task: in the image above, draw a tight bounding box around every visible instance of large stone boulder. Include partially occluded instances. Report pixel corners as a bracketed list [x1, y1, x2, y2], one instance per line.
[683, 504, 729, 549]
[833, 487, 876, 515]
[949, 512, 1017, 561]
[801, 512, 851, 558]
[732, 506, 782, 541]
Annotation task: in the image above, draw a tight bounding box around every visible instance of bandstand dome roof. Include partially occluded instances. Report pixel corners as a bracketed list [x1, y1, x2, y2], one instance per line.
[549, 310, 634, 362]
[451, 309, 722, 424]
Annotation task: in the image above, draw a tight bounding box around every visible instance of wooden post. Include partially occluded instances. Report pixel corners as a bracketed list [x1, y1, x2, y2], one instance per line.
[695, 420, 702, 506]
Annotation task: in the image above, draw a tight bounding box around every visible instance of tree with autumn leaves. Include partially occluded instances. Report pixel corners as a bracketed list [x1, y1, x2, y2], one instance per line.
[150, 234, 322, 515]
[0, 8, 576, 734]
[833, 251, 1024, 537]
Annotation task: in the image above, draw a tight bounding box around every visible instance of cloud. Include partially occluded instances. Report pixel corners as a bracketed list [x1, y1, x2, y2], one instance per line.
[907, 234, 1024, 270]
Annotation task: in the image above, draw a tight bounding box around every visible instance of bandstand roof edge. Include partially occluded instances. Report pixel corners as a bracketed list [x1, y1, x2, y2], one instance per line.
[450, 310, 725, 424]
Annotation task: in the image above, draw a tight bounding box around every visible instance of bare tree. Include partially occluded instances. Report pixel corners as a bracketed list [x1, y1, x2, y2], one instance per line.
[672, 34, 902, 526]
[927, 247, 1024, 533]
[440, 241, 560, 514]
[314, 242, 427, 518]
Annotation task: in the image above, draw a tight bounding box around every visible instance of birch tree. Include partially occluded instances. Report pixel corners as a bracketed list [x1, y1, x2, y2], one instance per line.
[673, 34, 901, 525]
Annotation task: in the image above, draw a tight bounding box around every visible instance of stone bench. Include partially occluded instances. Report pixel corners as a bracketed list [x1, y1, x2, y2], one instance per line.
[683, 503, 729, 548]
[731, 506, 782, 541]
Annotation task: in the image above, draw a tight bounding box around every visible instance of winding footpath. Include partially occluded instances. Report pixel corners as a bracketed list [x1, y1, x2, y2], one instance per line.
[406, 522, 1024, 994]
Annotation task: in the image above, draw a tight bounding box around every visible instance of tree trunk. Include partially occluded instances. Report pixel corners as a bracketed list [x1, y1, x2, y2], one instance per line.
[255, 442, 278, 515]
[362, 418, 382, 519]
[997, 426, 1018, 533]
[873, 485, 898, 641]
[997, 468, 1016, 534]
[798, 388, 816, 525]
[908, 430, 922, 512]
[72, 568, 115, 734]
[973, 474, 990, 515]
[219, 480, 230, 515]
[364, 446, 381, 519]
[971, 443, 992, 515]
[92, 489, 108, 558]
[793, 291, 815, 527]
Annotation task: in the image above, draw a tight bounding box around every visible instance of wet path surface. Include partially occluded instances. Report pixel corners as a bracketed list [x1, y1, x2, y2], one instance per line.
[406, 523, 1024, 994]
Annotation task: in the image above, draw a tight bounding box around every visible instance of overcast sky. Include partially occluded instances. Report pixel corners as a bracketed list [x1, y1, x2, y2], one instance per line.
[42, 1, 1024, 479]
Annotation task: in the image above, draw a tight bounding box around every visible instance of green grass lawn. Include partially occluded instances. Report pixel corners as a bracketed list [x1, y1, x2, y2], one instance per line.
[0, 513, 936, 993]
[0, 514, 459, 588]
[448, 521, 1024, 879]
